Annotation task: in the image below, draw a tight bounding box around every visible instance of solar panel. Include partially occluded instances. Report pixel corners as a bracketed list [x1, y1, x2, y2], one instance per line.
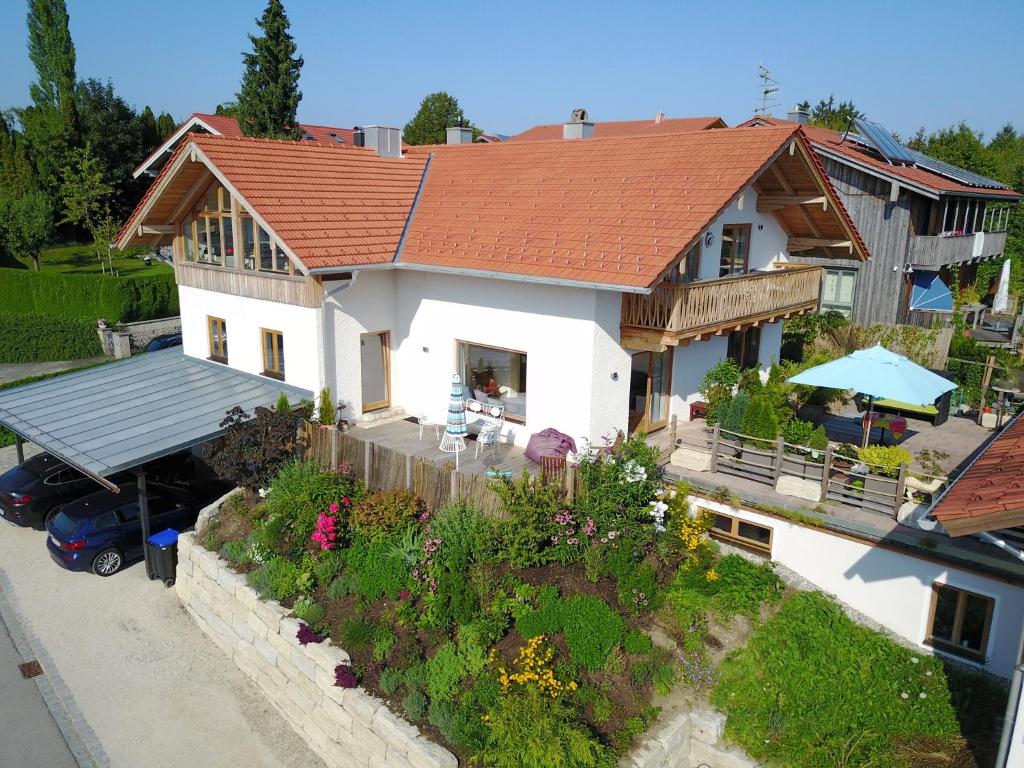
[907, 148, 1009, 190]
[853, 118, 917, 165]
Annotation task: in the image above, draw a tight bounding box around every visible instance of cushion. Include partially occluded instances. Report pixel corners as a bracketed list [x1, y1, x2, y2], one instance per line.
[525, 428, 578, 464]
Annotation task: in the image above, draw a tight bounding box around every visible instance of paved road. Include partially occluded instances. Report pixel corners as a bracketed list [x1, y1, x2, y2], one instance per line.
[0, 444, 326, 768]
[0, 602, 78, 768]
[0, 357, 108, 386]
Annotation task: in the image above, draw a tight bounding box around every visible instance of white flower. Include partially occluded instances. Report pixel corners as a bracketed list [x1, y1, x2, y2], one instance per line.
[919, 692, 927, 699]
[655, 488, 665, 497]
[258, 488, 268, 498]
[925, 671, 932, 677]
[911, 657, 919, 664]
[900, 692, 909, 699]
[650, 500, 669, 515]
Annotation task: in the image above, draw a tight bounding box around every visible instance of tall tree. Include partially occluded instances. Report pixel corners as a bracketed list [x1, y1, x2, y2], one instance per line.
[26, 0, 80, 145]
[235, 0, 304, 139]
[0, 189, 53, 271]
[156, 112, 176, 140]
[138, 105, 160, 150]
[804, 95, 863, 132]
[59, 144, 113, 268]
[403, 92, 475, 146]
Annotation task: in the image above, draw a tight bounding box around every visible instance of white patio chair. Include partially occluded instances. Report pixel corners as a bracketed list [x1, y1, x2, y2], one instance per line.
[418, 412, 441, 440]
[474, 422, 502, 459]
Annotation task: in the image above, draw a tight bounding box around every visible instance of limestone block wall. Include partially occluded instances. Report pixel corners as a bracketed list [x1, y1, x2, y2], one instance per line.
[174, 531, 457, 768]
[621, 708, 758, 768]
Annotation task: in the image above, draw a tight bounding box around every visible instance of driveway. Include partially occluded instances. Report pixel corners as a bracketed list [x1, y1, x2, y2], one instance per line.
[0, 357, 108, 386]
[0, 444, 326, 768]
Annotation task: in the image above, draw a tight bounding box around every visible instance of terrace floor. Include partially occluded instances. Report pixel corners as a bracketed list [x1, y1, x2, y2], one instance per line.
[347, 416, 536, 476]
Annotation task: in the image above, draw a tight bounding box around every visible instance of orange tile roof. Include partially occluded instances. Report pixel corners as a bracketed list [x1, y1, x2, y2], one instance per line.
[743, 117, 1020, 199]
[508, 116, 725, 142]
[192, 135, 427, 269]
[932, 411, 1024, 536]
[191, 113, 356, 144]
[399, 127, 806, 288]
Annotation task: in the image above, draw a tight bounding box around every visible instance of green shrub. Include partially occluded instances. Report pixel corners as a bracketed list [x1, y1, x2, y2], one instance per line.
[346, 536, 409, 601]
[475, 687, 609, 768]
[713, 592, 963, 768]
[351, 489, 422, 539]
[737, 367, 764, 397]
[0, 269, 178, 322]
[425, 642, 468, 702]
[373, 626, 398, 662]
[402, 689, 428, 721]
[617, 562, 661, 616]
[379, 667, 405, 695]
[292, 597, 325, 626]
[782, 418, 814, 447]
[403, 662, 429, 692]
[313, 549, 346, 587]
[249, 556, 303, 601]
[718, 390, 750, 436]
[858, 445, 912, 478]
[275, 392, 290, 412]
[339, 617, 375, 650]
[591, 691, 613, 723]
[327, 570, 357, 600]
[492, 472, 563, 568]
[740, 394, 779, 449]
[574, 435, 661, 537]
[560, 596, 624, 671]
[668, 554, 781, 620]
[428, 699, 488, 751]
[515, 586, 563, 640]
[0, 314, 103, 363]
[265, 459, 363, 554]
[807, 425, 828, 453]
[429, 502, 495, 572]
[220, 540, 251, 566]
[623, 630, 654, 655]
[431, 567, 480, 628]
[699, 358, 742, 424]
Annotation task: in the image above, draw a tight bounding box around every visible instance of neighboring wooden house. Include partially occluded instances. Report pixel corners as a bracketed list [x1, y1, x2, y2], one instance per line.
[117, 118, 867, 446]
[744, 113, 1021, 327]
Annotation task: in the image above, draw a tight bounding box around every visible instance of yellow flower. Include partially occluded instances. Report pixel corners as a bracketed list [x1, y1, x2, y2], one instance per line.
[706, 569, 719, 581]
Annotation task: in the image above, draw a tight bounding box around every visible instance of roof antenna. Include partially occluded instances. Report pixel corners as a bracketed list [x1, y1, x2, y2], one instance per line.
[839, 116, 856, 146]
[754, 63, 780, 117]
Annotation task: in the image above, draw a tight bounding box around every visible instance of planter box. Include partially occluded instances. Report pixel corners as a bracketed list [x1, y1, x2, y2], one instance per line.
[781, 456, 824, 481]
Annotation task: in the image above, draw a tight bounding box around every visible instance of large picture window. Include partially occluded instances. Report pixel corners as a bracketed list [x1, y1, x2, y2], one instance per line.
[185, 184, 234, 267]
[719, 224, 751, 277]
[261, 329, 285, 378]
[208, 316, 228, 362]
[926, 583, 994, 661]
[458, 342, 527, 423]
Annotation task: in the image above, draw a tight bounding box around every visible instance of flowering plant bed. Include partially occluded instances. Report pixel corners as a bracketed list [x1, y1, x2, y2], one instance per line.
[201, 436, 787, 766]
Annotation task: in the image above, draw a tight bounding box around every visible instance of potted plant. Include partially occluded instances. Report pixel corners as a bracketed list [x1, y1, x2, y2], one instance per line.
[699, 359, 741, 426]
[781, 419, 825, 480]
[317, 387, 336, 429]
[857, 445, 911, 504]
[716, 390, 749, 460]
[336, 401, 351, 432]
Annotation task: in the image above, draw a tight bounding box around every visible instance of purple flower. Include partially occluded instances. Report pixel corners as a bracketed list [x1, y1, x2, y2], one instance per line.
[296, 622, 324, 645]
[334, 664, 358, 688]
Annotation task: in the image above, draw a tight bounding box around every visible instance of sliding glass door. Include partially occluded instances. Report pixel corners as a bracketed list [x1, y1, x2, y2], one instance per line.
[628, 349, 672, 433]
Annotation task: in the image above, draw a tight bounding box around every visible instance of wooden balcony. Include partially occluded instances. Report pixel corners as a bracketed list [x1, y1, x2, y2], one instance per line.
[621, 265, 822, 350]
[907, 229, 1008, 268]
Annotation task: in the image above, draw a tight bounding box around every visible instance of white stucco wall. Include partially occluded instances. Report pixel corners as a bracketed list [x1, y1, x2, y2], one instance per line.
[325, 270, 630, 446]
[689, 496, 1024, 679]
[178, 285, 321, 393]
[697, 188, 789, 280]
[1008, 685, 1024, 768]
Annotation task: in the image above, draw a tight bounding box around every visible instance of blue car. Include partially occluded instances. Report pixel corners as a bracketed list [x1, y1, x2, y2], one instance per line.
[46, 483, 207, 576]
[145, 333, 183, 352]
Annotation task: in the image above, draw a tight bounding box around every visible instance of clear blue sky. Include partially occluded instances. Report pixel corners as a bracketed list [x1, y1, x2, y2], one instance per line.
[1, 0, 1021, 140]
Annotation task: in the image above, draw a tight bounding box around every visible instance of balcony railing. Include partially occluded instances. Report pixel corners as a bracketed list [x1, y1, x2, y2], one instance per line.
[621, 265, 822, 347]
[907, 230, 1008, 268]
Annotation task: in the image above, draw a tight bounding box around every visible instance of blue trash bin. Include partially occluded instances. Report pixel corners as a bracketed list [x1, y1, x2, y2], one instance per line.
[147, 528, 180, 587]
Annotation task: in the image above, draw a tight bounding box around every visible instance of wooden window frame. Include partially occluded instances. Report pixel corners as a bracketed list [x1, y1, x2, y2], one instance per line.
[925, 582, 994, 661]
[719, 223, 752, 277]
[207, 316, 228, 363]
[727, 326, 761, 370]
[821, 268, 857, 316]
[261, 328, 285, 380]
[361, 331, 392, 412]
[706, 509, 773, 555]
[456, 340, 528, 425]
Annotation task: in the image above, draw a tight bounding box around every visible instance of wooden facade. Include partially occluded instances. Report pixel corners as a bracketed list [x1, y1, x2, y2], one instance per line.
[174, 259, 323, 307]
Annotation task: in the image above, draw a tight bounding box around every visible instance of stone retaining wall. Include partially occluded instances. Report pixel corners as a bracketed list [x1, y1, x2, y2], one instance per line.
[621, 708, 758, 768]
[175, 530, 457, 768]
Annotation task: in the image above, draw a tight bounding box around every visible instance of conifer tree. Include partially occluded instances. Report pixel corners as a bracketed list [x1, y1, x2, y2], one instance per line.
[235, 0, 304, 139]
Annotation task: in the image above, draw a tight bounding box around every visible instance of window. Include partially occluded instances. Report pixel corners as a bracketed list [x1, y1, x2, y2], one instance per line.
[822, 268, 857, 316]
[707, 510, 772, 555]
[208, 316, 228, 362]
[262, 329, 285, 378]
[94, 511, 118, 529]
[458, 342, 527, 423]
[664, 243, 701, 283]
[187, 184, 235, 267]
[727, 327, 760, 370]
[117, 502, 140, 523]
[44, 467, 81, 486]
[719, 224, 751, 277]
[926, 583, 994, 660]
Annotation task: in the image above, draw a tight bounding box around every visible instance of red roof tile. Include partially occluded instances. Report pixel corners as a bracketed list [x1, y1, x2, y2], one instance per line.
[190, 135, 426, 269]
[508, 116, 725, 142]
[742, 117, 1020, 199]
[400, 126, 816, 288]
[932, 411, 1024, 535]
[191, 113, 356, 144]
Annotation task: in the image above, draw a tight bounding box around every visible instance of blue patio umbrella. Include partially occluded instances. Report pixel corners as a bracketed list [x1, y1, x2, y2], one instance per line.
[439, 373, 467, 467]
[787, 344, 956, 447]
[909, 271, 954, 312]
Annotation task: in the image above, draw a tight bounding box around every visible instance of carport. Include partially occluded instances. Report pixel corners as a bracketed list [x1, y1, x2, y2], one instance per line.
[0, 348, 310, 574]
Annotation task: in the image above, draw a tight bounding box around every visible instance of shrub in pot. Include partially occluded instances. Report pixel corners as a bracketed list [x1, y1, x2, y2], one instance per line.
[699, 358, 741, 425]
[857, 445, 912, 504]
[740, 395, 779, 468]
[717, 391, 749, 458]
[781, 419, 823, 479]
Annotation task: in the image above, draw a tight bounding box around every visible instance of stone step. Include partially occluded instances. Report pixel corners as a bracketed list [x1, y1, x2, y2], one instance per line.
[357, 406, 406, 425]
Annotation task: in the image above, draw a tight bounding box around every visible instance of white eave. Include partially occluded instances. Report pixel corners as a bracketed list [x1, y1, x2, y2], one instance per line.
[132, 115, 224, 179]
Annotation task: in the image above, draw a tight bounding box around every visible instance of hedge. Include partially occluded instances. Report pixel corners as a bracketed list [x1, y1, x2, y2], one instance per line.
[0, 269, 179, 322]
[0, 315, 104, 363]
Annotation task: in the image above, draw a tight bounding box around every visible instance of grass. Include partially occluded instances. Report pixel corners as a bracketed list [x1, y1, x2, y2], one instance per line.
[712, 591, 1000, 768]
[2, 243, 172, 277]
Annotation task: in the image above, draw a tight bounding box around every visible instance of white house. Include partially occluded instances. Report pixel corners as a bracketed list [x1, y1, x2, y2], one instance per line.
[117, 115, 866, 450]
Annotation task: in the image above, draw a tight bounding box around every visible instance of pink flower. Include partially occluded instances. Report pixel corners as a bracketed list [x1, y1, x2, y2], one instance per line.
[399, 590, 411, 600]
[341, 496, 351, 506]
[329, 502, 340, 514]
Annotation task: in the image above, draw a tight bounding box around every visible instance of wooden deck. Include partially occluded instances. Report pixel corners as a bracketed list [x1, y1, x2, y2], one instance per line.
[347, 417, 536, 476]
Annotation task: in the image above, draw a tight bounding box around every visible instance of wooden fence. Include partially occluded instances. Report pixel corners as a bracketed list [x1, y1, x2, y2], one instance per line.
[676, 424, 946, 516]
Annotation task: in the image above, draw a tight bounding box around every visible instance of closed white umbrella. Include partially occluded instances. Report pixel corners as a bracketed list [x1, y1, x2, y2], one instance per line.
[439, 373, 467, 469]
[994, 259, 1011, 314]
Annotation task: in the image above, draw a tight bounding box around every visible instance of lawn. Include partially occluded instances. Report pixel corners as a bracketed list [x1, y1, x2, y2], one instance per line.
[1, 243, 172, 277]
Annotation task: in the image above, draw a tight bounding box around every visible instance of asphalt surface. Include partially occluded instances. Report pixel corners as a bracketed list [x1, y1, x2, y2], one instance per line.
[0, 444, 326, 768]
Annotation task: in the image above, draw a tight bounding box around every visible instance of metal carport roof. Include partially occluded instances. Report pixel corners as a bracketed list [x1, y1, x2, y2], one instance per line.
[0, 348, 311, 486]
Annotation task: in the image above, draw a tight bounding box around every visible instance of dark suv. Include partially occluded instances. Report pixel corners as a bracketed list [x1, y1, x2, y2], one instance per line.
[0, 451, 197, 529]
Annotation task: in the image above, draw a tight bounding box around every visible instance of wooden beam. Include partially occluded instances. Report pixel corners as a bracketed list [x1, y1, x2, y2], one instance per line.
[788, 237, 853, 252]
[756, 194, 827, 212]
[769, 164, 824, 239]
[139, 225, 174, 235]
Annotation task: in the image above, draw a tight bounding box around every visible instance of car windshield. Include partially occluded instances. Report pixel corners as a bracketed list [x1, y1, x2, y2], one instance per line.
[51, 511, 80, 537]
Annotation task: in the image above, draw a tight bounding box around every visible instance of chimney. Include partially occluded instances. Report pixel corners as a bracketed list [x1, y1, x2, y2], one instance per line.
[352, 126, 365, 147]
[787, 106, 809, 125]
[563, 107, 594, 139]
[446, 116, 474, 145]
[362, 125, 402, 157]
[655, 111, 665, 124]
